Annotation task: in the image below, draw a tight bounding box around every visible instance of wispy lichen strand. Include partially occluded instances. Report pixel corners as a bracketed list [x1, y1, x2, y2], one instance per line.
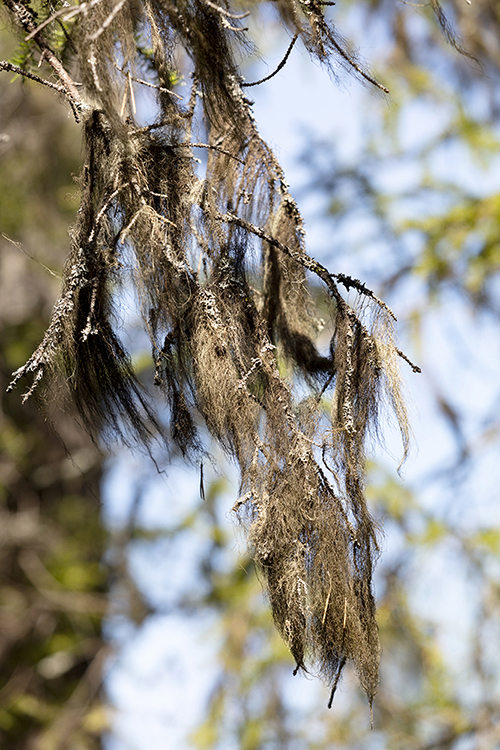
[4, 0, 412, 706]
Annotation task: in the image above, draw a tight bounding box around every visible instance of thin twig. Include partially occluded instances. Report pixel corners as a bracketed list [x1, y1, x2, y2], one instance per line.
[25, 0, 103, 40]
[0, 59, 66, 93]
[223, 212, 397, 318]
[396, 348, 422, 373]
[119, 71, 136, 117]
[242, 34, 298, 87]
[333, 272, 397, 320]
[328, 31, 389, 94]
[2, 232, 61, 280]
[129, 133, 245, 164]
[307, 9, 389, 93]
[221, 211, 420, 385]
[321, 573, 332, 624]
[130, 119, 181, 133]
[88, 0, 128, 40]
[202, 0, 250, 20]
[88, 183, 130, 243]
[119, 75, 128, 118]
[115, 65, 184, 100]
[220, 17, 248, 32]
[183, 142, 244, 164]
[119, 209, 144, 244]
[316, 368, 336, 403]
[88, 44, 102, 92]
[220, 211, 344, 306]
[128, 71, 136, 114]
[328, 656, 346, 708]
[1, 233, 61, 278]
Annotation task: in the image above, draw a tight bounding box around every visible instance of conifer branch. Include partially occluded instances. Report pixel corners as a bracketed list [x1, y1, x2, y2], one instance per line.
[3, 0, 87, 121]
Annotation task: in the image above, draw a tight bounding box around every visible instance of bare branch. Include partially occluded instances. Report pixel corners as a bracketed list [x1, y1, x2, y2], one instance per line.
[202, 0, 251, 20]
[328, 34, 390, 93]
[181, 142, 245, 164]
[115, 64, 184, 100]
[242, 34, 298, 87]
[396, 348, 422, 373]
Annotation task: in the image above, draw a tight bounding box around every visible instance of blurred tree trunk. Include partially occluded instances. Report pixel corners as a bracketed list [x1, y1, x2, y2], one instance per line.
[0, 31, 107, 750]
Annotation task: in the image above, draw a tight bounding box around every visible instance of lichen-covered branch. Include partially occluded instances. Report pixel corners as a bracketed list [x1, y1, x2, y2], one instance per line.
[3, 0, 415, 708]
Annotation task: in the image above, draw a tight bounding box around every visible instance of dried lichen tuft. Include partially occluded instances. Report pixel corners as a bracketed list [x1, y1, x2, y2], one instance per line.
[6, 0, 415, 707]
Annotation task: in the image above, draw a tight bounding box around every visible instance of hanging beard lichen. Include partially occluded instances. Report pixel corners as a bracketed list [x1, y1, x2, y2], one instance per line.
[4, 0, 419, 709]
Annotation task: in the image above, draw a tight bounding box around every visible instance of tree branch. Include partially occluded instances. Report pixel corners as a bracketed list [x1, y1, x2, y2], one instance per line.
[220, 211, 345, 304]
[242, 34, 298, 87]
[221, 211, 396, 318]
[3, 0, 87, 121]
[220, 211, 422, 372]
[0, 59, 67, 93]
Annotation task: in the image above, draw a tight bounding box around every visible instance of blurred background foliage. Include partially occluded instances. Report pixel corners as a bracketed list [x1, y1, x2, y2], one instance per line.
[2, 0, 500, 748]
